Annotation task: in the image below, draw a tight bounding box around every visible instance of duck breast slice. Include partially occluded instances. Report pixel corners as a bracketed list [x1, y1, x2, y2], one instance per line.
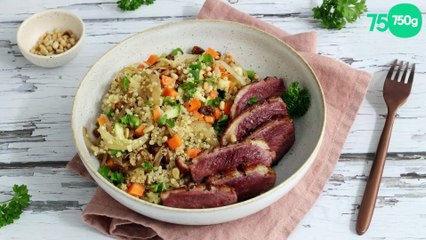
[190, 140, 275, 182]
[246, 116, 295, 164]
[207, 164, 276, 201]
[230, 76, 285, 118]
[222, 97, 287, 145]
[160, 184, 237, 209]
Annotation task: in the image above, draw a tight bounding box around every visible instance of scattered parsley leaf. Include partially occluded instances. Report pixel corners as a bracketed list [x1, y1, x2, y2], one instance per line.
[246, 70, 256, 81]
[281, 82, 310, 118]
[110, 149, 124, 157]
[199, 54, 213, 65]
[207, 89, 225, 107]
[117, 0, 156, 11]
[179, 82, 198, 100]
[109, 171, 124, 185]
[141, 162, 158, 171]
[128, 115, 140, 129]
[189, 69, 200, 83]
[171, 48, 183, 56]
[165, 119, 175, 128]
[207, 98, 221, 107]
[213, 115, 229, 133]
[122, 76, 130, 91]
[205, 77, 215, 83]
[157, 114, 175, 128]
[163, 97, 177, 106]
[119, 114, 140, 128]
[157, 114, 168, 126]
[312, 0, 367, 30]
[150, 182, 169, 193]
[190, 61, 202, 70]
[98, 166, 110, 178]
[119, 115, 129, 125]
[0, 184, 31, 228]
[98, 166, 124, 186]
[247, 96, 258, 105]
[106, 109, 115, 118]
[145, 99, 153, 107]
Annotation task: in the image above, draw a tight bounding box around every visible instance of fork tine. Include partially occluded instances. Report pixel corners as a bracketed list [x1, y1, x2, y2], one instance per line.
[393, 61, 403, 81]
[386, 59, 398, 80]
[408, 63, 415, 84]
[400, 62, 409, 83]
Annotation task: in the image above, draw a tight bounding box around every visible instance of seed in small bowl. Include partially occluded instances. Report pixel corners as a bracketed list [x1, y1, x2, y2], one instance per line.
[30, 29, 79, 56]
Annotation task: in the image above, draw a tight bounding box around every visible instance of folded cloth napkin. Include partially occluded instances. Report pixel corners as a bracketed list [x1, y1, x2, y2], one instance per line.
[67, 0, 372, 239]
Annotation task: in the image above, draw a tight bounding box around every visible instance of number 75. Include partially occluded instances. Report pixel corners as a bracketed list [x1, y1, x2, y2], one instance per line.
[367, 13, 389, 32]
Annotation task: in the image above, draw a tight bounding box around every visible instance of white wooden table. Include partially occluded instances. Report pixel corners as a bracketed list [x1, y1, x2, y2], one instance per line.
[1, 0, 425, 239]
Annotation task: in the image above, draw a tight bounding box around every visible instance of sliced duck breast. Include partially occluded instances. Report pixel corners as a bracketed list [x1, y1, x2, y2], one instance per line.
[207, 164, 276, 201]
[222, 97, 287, 145]
[190, 140, 275, 182]
[246, 116, 295, 164]
[230, 76, 285, 118]
[160, 184, 237, 208]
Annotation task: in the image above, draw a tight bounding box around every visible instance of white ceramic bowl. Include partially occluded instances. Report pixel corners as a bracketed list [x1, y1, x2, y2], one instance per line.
[72, 20, 326, 225]
[17, 9, 85, 68]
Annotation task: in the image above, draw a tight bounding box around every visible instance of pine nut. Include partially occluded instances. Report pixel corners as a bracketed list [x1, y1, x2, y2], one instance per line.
[172, 168, 180, 179]
[30, 29, 78, 56]
[52, 41, 59, 49]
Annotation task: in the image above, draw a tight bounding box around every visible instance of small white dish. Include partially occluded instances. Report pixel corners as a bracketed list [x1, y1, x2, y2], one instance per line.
[17, 9, 85, 68]
[72, 20, 326, 225]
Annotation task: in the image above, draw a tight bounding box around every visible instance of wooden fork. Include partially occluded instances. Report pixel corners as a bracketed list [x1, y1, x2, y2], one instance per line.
[356, 60, 415, 235]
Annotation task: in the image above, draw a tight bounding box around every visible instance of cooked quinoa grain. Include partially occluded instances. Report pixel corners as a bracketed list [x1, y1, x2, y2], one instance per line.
[85, 47, 256, 205]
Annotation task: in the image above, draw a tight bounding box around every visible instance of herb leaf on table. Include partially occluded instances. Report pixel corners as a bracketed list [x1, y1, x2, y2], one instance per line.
[117, 0, 156, 11]
[0, 184, 31, 228]
[312, 0, 367, 30]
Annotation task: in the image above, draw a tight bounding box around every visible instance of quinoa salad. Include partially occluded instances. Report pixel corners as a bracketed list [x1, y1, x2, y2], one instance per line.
[84, 46, 259, 204]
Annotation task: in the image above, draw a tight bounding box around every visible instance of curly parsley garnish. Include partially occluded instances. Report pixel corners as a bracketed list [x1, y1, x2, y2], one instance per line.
[0, 184, 31, 228]
[281, 82, 310, 118]
[117, 0, 156, 11]
[312, 0, 367, 29]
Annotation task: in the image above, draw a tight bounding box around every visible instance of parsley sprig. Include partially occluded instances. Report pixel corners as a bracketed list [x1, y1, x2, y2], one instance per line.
[281, 82, 310, 119]
[312, 0, 367, 29]
[117, 0, 156, 11]
[0, 184, 31, 228]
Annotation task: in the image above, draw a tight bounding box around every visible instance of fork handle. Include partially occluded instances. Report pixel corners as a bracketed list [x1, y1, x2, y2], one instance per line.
[356, 107, 397, 235]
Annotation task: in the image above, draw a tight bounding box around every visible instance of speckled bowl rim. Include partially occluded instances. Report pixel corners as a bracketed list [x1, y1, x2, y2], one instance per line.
[16, 9, 85, 59]
[72, 19, 326, 213]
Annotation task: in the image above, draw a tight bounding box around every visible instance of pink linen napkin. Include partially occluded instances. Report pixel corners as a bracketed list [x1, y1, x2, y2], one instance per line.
[67, 0, 372, 239]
